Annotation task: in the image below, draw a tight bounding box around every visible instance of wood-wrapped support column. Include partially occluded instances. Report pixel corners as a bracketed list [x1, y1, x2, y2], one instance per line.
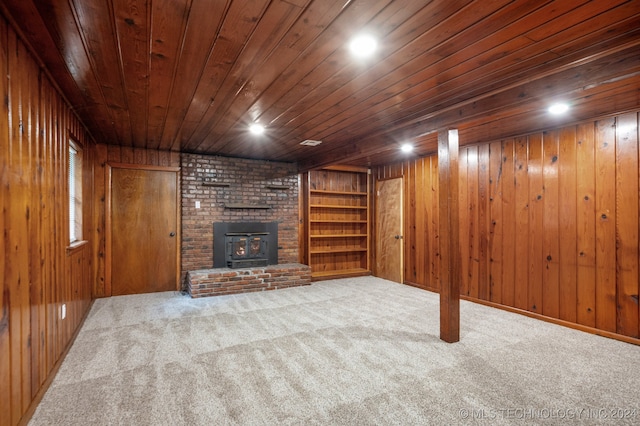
[438, 128, 461, 343]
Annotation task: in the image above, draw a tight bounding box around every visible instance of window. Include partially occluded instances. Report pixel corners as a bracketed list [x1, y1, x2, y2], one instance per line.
[69, 141, 82, 243]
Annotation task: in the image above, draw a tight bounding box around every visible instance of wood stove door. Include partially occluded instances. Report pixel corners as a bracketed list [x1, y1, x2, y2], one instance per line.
[375, 177, 403, 283]
[109, 166, 179, 295]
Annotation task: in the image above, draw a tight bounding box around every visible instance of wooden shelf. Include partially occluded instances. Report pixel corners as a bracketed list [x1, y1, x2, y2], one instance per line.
[311, 268, 370, 278]
[309, 248, 367, 254]
[310, 189, 367, 196]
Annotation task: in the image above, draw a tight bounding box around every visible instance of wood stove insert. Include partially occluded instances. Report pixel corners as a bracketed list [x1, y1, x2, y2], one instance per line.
[213, 222, 278, 268]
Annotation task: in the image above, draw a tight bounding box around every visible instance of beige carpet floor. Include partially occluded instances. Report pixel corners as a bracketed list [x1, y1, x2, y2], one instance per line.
[29, 277, 640, 425]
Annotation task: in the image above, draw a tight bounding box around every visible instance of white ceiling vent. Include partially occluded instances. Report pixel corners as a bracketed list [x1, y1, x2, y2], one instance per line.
[300, 139, 322, 146]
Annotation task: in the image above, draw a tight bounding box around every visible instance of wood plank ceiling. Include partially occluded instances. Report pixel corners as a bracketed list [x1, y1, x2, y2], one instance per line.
[2, 0, 639, 170]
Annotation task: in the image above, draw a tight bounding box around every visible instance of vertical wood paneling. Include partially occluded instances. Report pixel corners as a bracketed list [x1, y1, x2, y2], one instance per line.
[504, 139, 518, 307]
[0, 17, 12, 424]
[615, 113, 639, 338]
[92, 144, 107, 298]
[542, 131, 560, 318]
[594, 118, 617, 332]
[558, 127, 578, 323]
[528, 134, 544, 313]
[376, 111, 640, 343]
[477, 144, 490, 300]
[428, 157, 439, 290]
[458, 149, 469, 296]
[407, 160, 418, 283]
[488, 141, 503, 304]
[27, 31, 43, 399]
[514, 138, 531, 309]
[467, 147, 479, 299]
[7, 25, 30, 419]
[1, 18, 95, 425]
[576, 123, 597, 327]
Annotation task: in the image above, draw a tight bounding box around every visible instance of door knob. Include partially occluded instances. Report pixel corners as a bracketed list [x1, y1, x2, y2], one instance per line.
[395, 235, 400, 239]
[169, 232, 176, 237]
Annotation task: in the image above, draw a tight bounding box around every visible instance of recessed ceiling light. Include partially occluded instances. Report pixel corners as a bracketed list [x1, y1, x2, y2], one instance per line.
[349, 34, 377, 58]
[249, 123, 265, 135]
[401, 143, 414, 153]
[548, 103, 569, 115]
[300, 139, 322, 146]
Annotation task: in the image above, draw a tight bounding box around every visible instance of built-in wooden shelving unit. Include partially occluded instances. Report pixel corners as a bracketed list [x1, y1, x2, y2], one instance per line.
[305, 166, 371, 280]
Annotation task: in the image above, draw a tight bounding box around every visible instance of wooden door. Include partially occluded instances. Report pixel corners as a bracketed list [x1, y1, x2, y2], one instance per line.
[375, 178, 403, 282]
[109, 166, 179, 295]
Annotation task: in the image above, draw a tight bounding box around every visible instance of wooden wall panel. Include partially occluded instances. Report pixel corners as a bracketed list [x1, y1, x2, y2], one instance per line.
[488, 141, 503, 304]
[542, 130, 560, 319]
[575, 123, 597, 327]
[512, 138, 528, 310]
[615, 113, 639, 337]
[427, 157, 439, 288]
[406, 160, 418, 283]
[92, 145, 180, 297]
[458, 149, 469, 296]
[594, 118, 617, 332]
[558, 127, 578, 323]
[500, 140, 516, 306]
[477, 144, 490, 301]
[0, 17, 95, 425]
[527, 133, 544, 314]
[0, 18, 9, 422]
[467, 147, 480, 299]
[375, 111, 640, 343]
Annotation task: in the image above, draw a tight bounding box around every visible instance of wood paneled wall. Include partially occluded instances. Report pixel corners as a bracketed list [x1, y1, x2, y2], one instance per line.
[92, 144, 180, 297]
[375, 112, 640, 342]
[1, 17, 94, 426]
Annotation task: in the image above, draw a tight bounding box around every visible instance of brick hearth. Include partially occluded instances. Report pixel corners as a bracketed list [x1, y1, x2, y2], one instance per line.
[187, 263, 311, 298]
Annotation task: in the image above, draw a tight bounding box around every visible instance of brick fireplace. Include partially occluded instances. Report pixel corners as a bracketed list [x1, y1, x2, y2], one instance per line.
[181, 153, 309, 297]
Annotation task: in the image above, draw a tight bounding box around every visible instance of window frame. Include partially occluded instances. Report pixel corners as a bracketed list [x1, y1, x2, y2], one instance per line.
[68, 139, 83, 244]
